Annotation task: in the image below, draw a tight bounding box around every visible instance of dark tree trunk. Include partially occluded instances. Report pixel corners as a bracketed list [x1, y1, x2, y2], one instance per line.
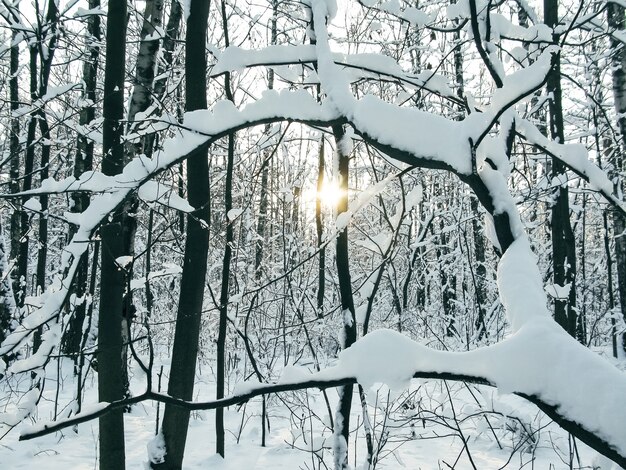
[471, 197, 488, 339]
[254, 1, 276, 279]
[62, 0, 101, 362]
[16, 47, 38, 310]
[216, 132, 234, 457]
[9, 16, 20, 304]
[216, 0, 234, 456]
[332, 124, 357, 470]
[544, 0, 579, 341]
[315, 137, 326, 317]
[34, 0, 60, 346]
[97, 0, 128, 467]
[153, 1, 210, 468]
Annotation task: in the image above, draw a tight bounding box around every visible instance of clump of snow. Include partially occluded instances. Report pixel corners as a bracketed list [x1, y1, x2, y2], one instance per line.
[336, 329, 421, 390]
[232, 377, 261, 396]
[0, 388, 39, 429]
[279, 364, 312, 384]
[517, 118, 615, 197]
[227, 208, 243, 221]
[545, 283, 571, 300]
[138, 180, 195, 213]
[115, 256, 134, 269]
[489, 48, 554, 111]
[23, 198, 42, 212]
[147, 432, 167, 464]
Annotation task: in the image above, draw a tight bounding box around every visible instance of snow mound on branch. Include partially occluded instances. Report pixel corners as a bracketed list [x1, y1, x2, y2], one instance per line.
[326, 322, 626, 458]
[336, 329, 422, 390]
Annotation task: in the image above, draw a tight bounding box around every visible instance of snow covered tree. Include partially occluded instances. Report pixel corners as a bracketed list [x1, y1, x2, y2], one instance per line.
[1, 1, 626, 469]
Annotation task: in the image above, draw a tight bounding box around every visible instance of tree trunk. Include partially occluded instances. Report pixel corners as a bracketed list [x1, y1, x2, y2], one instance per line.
[254, 0, 276, 280]
[127, 0, 165, 152]
[607, 2, 626, 354]
[316, 136, 326, 317]
[62, 0, 101, 363]
[471, 197, 488, 339]
[9, 12, 20, 305]
[97, 0, 128, 467]
[332, 124, 357, 470]
[216, 0, 234, 456]
[153, 1, 211, 468]
[544, 0, 579, 341]
[0, 221, 16, 352]
[145, 0, 183, 159]
[16, 47, 38, 310]
[34, 0, 60, 346]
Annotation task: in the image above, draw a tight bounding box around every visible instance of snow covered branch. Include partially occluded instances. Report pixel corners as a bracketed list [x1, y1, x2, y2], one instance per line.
[0, 91, 342, 372]
[18, 327, 626, 468]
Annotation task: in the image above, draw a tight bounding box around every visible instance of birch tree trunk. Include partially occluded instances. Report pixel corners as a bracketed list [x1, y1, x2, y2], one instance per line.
[127, 0, 164, 147]
[0, 222, 16, 353]
[144, 0, 183, 159]
[607, 2, 626, 354]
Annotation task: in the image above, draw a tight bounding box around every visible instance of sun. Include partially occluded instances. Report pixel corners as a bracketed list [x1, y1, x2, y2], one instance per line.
[317, 181, 345, 207]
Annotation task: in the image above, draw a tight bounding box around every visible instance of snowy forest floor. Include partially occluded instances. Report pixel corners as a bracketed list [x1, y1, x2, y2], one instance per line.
[1, 353, 623, 469]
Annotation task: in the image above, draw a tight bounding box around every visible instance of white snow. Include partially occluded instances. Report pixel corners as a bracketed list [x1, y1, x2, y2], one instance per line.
[227, 208, 243, 221]
[147, 432, 167, 464]
[23, 198, 42, 212]
[138, 180, 194, 212]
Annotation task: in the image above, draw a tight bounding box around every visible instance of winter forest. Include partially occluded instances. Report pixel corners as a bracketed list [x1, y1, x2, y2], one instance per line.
[1, 0, 626, 468]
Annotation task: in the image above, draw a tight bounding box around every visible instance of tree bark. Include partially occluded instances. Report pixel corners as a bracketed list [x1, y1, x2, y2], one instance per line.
[9, 10, 20, 305]
[62, 0, 101, 362]
[332, 124, 357, 470]
[471, 197, 488, 339]
[216, 0, 235, 456]
[97, 0, 128, 467]
[127, 0, 165, 151]
[16, 47, 38, 310]
[254, 1, 277, 280]
[153, 0, 211, 468]
[0, 221, 16, 351]
[544, 0, 579, 341]
[607, 2, 626, 354]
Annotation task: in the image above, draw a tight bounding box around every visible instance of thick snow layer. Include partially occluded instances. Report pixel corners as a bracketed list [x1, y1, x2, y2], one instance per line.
[351, 95, 472, 173]
[310, 1, 473, 173]
[4, 357, 608, 469]
[488, 48, 554, 111]
[212, 45, 455, 98]
[497, 238, 549, 330]
[314, 325, 626, 458]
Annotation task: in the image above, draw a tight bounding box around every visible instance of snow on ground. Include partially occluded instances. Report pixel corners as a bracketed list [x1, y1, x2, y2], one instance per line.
[0, 355, 617, 469]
